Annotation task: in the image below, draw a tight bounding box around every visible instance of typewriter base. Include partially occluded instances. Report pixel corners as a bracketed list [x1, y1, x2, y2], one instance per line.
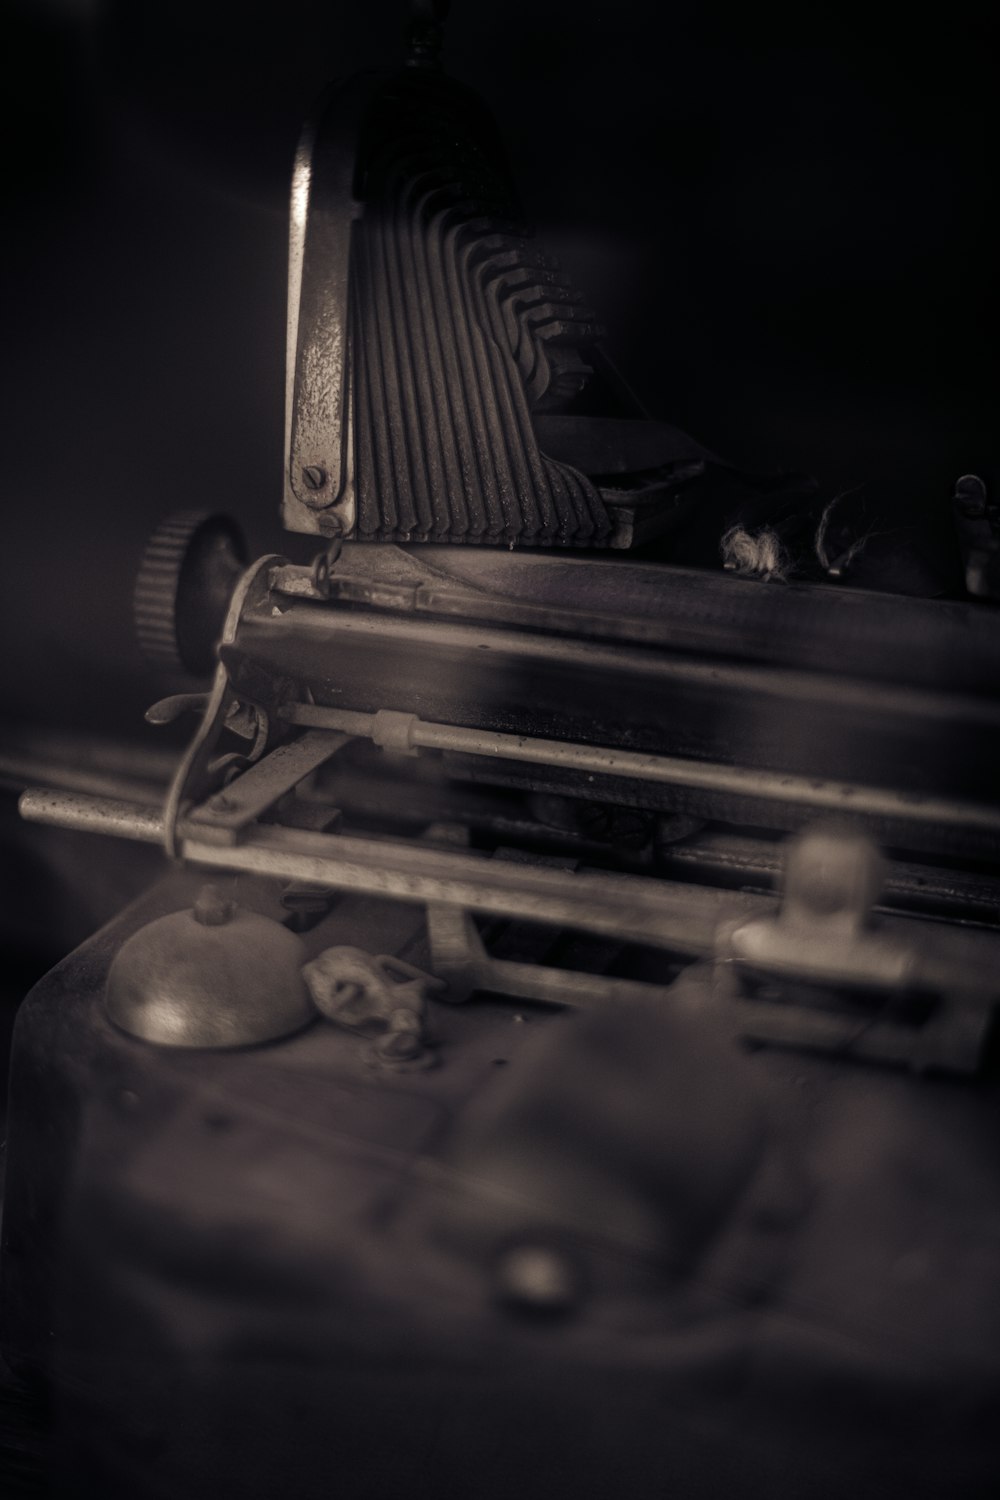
[3, 872, 1000, 1499]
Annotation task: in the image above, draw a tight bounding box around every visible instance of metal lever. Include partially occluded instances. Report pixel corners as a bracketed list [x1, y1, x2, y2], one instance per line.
[428, 905, 671, 1011]
[145, 693, 209, 726]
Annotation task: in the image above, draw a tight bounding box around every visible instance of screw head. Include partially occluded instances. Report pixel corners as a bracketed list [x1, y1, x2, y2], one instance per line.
[302, 465, 327, 491]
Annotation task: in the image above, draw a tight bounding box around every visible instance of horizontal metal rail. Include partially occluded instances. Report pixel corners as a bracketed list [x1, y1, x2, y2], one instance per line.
[279, 703, 1000, 837]
[19, 788, 768, 955]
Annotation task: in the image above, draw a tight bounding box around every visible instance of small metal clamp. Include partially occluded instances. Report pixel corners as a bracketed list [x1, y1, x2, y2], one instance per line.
[716, 822, 995, 1072]
[302, 946, 446, 1069]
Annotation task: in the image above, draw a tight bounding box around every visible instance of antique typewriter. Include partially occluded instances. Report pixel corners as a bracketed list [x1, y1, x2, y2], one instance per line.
[4, 5, 1000, 1496]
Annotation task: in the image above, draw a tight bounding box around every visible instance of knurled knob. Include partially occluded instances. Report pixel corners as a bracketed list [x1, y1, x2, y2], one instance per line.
[134, 511, 246, 677]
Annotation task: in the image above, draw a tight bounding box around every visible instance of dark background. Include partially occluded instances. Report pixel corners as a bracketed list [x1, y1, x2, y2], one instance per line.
[0, 0, 994, 982]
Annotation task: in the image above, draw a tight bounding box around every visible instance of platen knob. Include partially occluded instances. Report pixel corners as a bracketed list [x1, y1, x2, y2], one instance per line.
[134, 511, 246, 676]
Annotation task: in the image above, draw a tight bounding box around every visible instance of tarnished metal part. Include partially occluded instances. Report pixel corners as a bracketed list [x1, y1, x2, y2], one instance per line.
[284, 78, 367, 535]
[424, 826, 1000, 1075]
[428, 904, 670, 1010]
[657, 830, 1000, 924]
[159, 554, 283, 858]
[341, 67, 615, 546]
[279, 702, 1000, 841]
[268, 605, 1000, 736]
[19, 788, 769, 952]
[718, 824, 998, 1072]
[20, 786, 1000, 1070]
[262, 545, 1000, 696]
[145, 692, 211, 727]
[280, 54, 717, 547]
[722, 824, 901, 990]
[224, 548, 1000, 859]
[21, 789, 1000, 974]
[146, 694, 268, 762]
[303, 946, 443, 1069]
[723, 823, 1000, 1000]
[309, 527, 345, 599]
[18, 790, 165, 843]
[105, 884, 314, 1049]
[184, 729, 350, 847]
[235, 559, 1000, 857]
[427, 881, 997, 1075]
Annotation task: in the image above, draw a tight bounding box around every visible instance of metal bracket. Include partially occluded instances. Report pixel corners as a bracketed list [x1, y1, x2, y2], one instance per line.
[160, 555, 283, 857]
[283, 77, 369, 536]
[303, 947, 445, 1069]
[719, 823, 997, 1073]
[183, 730, 351, 847]
[428, 905, 671, 1011]
[427, 824, 999, 1074]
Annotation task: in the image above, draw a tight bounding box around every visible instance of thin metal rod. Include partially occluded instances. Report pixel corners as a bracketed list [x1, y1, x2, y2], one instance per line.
[18, 790, 165, 843]
[281, 703, 1000, 835]
[183, 825, 761, 954]
[17, 789, 766, 954]
[442, 952, 671, 1011]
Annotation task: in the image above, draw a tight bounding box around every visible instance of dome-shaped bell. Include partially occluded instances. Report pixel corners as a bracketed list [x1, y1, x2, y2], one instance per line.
[106, 885, 315, 1048]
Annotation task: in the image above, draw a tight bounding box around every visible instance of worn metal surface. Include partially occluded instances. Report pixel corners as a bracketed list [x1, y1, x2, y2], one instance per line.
[280, 42, 752, 549]
[266, 545, 1000, 696]
[19, 789, 164, 843]
[15, 723, 997, 922]
[105, 885, 314, 1048]
[230, 552, 1000, 852]
[283, 77, 368, 534]
[657, 829, 1000, 922]
[279, 703, 1000, 839]
[123, 538, 1000, 879]
[174, 824, 769, 958]
[21, 791, 1000, 1057]
[424, 830, 999, 1074]
[428, 904, 672, 1010]
[727, 824, 896, 986]
[183, 728, 350, 845]
[304, 946, 442, 1068]
[20, 787, 767, 951]
[720, 825, 996, 1072]
[160, 553, 281, 857]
